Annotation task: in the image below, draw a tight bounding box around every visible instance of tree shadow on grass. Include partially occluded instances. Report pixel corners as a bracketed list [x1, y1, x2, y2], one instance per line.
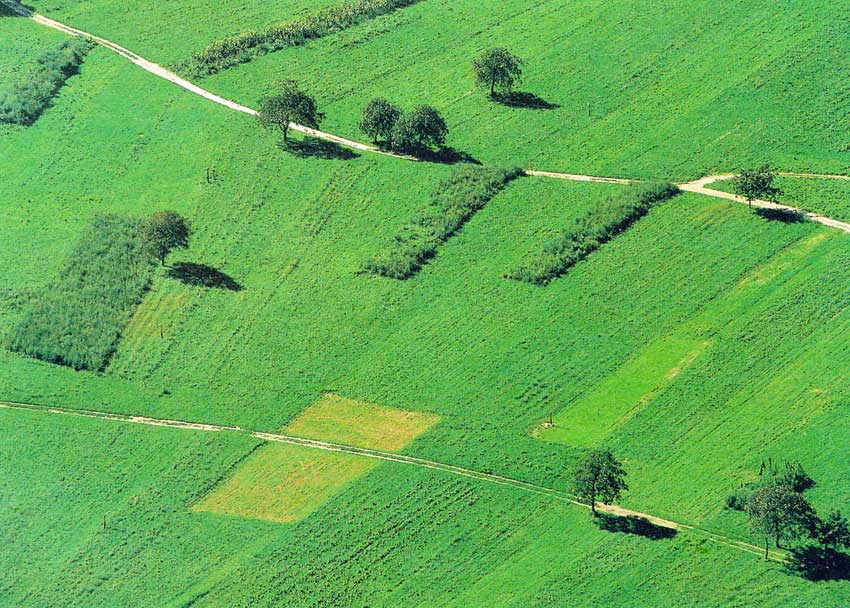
[594, 513, 677, 540]
[755, 207, 807, 223]
[492, 91, 560, 110]
[279, 136, 360, 161]
[167, 262, 242, 291]
[411, 146, 482, 166]
[786, 545, 850, 581]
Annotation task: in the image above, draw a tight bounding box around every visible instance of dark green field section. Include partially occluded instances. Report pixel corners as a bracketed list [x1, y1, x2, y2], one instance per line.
[1, 1, 850, 606]
[6, 215, 153, 371]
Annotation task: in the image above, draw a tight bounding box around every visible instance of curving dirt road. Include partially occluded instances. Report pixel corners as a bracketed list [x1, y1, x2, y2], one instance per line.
[0, 399, 782, 561]
[678, 174, 850, 234]
[6, 0, 849, 230]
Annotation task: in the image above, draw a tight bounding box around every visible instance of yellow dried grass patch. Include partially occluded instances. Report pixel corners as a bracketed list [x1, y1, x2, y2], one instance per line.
[283, 393, 440, 451]
[192, 394, 438, 523]
[191, 443, 376, 523]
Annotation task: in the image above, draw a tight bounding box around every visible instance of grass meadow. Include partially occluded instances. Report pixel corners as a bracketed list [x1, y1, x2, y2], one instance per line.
[710, 176, 850, 223]
[2, 1, 850, 605]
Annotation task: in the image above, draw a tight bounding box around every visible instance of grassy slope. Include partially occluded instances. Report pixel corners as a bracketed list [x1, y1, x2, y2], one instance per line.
[2, 4, 850, 606]
[27, 0, 850, 178]
[1, 407, 845, 608]
[711, 176, 850, 222]
[29, 0, 330, 64]
[206, 0, 846, 179]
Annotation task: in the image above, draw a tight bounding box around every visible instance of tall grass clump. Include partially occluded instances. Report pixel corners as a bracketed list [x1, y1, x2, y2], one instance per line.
[508, 181, 680, 285]
[5, 215, 155, 371]
[0, 38, 94, 126]
[177, 0, 421, 78]
[363, 166, 524, 279]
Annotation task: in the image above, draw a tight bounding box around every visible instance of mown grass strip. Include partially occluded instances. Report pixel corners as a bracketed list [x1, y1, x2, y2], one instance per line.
[5, 215, 155, 371]
[176, 0, 422, 78]
[508, 181, 680, 285]
[0, 37, 94, 126]
[363, 166, 524, 279]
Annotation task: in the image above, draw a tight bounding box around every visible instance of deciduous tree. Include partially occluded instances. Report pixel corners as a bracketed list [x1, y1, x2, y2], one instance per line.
[572, 449, 628, 516]
[746, 483, 816, 558]
[732, 164, 782, 208]
[390, 105, 448, 152]
[141, 211, 191, 265]
[473, 47, 524, 97]
[359, 97, 401, 144]
[257, 80, 323, 144]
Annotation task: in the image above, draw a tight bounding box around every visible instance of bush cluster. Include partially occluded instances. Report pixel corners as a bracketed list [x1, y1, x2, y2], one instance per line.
[178, 0, 420, 77]
[5, 215, 155, 371]
[507, 181, 680, 285]
[0, 38, 94, 126]
[363, 166, 524, 279]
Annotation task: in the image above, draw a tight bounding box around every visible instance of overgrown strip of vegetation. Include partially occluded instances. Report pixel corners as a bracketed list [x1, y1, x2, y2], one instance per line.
[5, 215, 155, 371]
[177, 0, 422, 78]
[508, 181, 680, 285]
[0, 38, 94, 126]
[364, 166, 524, 279]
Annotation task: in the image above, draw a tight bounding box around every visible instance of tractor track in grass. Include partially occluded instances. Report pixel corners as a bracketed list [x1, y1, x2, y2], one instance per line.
[0, 399, 784, 562]
[6, 0, 847, 231]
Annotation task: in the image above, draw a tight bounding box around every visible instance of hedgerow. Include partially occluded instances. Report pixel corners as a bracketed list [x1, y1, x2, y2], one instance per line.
[176, 0, 421, 78]
[5, 215, 155, 371]
[0, 37, 94, 126]
[507, 181, 680, 285]
[363, 166, 523, 279]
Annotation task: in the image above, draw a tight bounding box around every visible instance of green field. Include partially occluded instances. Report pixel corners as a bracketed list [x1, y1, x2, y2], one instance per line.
[710, 176, 850, 223]
[2, 0, 850, 605]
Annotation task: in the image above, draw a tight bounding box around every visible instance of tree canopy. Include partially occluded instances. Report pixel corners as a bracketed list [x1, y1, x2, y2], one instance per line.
[359, 97, 402, 143]
[257, 80, 323, 143]
[731, 164, 782, 207]
[390, 105, 448, 152]
[746, 483, 816, 558]
[473, 47, 524, 96]
[571, 448, 628, 515]
[141, 210, 191, 265]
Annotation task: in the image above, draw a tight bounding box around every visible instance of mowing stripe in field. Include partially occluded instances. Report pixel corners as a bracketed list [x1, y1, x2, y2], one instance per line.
[0, 399, 786, 562]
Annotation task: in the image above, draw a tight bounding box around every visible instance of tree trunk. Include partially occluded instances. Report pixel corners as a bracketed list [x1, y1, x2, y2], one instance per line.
[490, 80, 495, 97]
[764, 536, 769, 559]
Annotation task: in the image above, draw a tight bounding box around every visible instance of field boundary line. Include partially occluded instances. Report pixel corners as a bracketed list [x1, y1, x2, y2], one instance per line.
[0, 399, 787, 562]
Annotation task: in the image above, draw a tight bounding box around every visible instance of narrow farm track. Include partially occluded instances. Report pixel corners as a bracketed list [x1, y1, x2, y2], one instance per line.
[679, 174, 850, 234]
[5, 0, 849, 231]
[0, 399, 783, 562]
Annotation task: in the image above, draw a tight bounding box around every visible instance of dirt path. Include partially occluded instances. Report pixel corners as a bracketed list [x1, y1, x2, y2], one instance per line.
[1, 0, 413, 159]
[6, 0, 849, 218]
[678, 175, 850, 234]
[0, 399, 783, 561]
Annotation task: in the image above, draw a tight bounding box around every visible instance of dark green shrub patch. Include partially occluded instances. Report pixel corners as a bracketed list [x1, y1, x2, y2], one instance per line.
[177, 0, 421, 78]
[507, 181, 679, 285]
[0, 37, 94, 126]
[5, 215, 155, 371]
[363, 166, 523, 279]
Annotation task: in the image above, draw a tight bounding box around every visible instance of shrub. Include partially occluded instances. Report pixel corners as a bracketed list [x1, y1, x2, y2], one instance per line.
[363, 166, 524, 279]
[507, 181, 680, 285]
[0, 38, 94, 126]
[5, 215, 155, 371]
[177, 0, 422, 78]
